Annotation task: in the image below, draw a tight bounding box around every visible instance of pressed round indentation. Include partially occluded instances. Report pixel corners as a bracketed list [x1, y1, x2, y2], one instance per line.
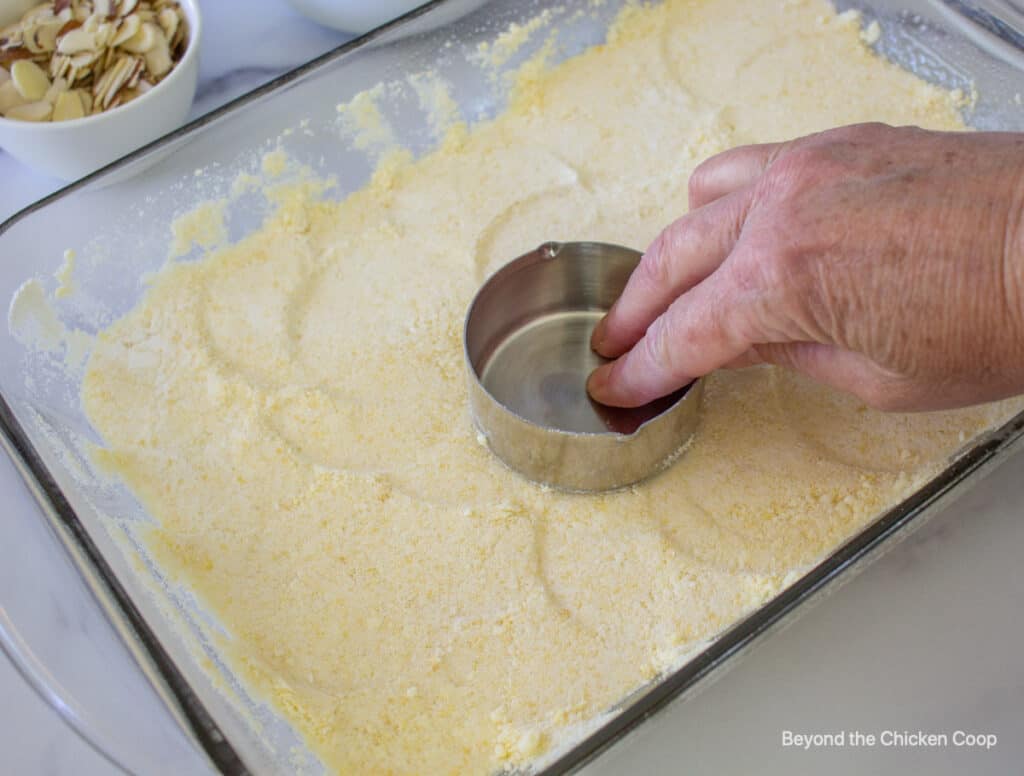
[473, 184, 598, 281]
[771, 369, 998, 473]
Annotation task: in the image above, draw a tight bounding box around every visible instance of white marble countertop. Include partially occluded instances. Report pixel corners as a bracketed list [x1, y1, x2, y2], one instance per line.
[1, 2, 1022, 775]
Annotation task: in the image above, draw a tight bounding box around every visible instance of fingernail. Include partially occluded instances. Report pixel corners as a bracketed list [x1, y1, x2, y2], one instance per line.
[590, 317, 608, 353]
[587, 363, 613, 402]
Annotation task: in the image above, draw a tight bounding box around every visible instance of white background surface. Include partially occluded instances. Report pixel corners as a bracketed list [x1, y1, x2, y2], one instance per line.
[1, 1, 1021, 774]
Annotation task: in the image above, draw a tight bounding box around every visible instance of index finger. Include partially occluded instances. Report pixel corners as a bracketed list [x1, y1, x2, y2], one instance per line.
[587, 265, 755, 407]
[687, 141, 784, 210]
[592, 188, 751, 359]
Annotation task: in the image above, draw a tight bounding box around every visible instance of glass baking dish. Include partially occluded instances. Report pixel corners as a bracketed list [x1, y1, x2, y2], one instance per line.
[2, 0, 1024, 773]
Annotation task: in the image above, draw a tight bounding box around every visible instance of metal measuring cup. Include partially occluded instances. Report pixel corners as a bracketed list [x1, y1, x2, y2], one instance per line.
[464, 241, 703, 492]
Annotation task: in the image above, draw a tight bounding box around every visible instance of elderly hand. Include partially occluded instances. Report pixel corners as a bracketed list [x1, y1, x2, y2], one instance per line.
[587, 123, 1024, 412]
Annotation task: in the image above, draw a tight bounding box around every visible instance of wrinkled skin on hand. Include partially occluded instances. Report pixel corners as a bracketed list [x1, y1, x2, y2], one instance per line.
[587, 123, 1024, 412]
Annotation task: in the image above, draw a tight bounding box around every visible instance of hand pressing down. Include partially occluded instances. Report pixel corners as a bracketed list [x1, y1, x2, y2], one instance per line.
[587, 122, 1024, 412]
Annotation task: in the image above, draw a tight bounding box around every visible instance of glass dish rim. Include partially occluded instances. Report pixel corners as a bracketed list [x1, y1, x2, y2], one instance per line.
[2, 0, 1024, 773]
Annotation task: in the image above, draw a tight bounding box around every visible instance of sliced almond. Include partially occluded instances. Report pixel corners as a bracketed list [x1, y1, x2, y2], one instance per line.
[143, 26, 170, 77]
[68, 49, 98, 69]
[64, 59, 92, 85]
[23, 25, 47, 54]
[20, 4, 54, 25]
[95, 20, 115, 48]
[49, 52, 69, 79]
[0, 79, 28, 112]
[51, 87, 83, 120]
[110, 13, 139, 46]
[0, 0, 184, 121]
[100, 43, 115, 71]
[43, 74, 68, 101]
[71, 0, 90, 23]
[156, 7, 177, 42]
[32, 20, 65, 52]
[120, 20, 156, 54]
[170, 8, 186, 51]
[4, 99, 53, 121]
[93, 52, 134, 108]
[0, 47, 34, 67]
[127, 52, 143, 81]
[57, 27, 98, 54]
[1, 22, 23, 42]
[90, 60, 115, 100]
[125, 57, 141, 87]
[10, 59, 50, 100]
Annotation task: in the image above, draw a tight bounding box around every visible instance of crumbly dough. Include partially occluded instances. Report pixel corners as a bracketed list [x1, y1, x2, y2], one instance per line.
[82, 1, 1019, 773]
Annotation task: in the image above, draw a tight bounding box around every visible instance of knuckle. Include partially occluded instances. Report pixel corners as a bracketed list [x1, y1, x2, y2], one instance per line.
[640, 218, 700, 287]
[729, 232, 825, 344]
[823, 121, 890, 142]
[860, 121, 897, 138]
[775, 144, 828, 177]
[637, 238, 673, 290]
[770, 144, 831, 185]
[767, 137, 865, 193]
[759, 156, 806, 199]
[768, 236, 805, 283]
[668, 212, 710, 255]
[642, 316, 679, 375]
[688, 160, 715, 204]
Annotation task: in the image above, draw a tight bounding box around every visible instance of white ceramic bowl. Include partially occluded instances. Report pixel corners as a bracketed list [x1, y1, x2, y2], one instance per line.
[0, 0, 201, 181]
[284, 0, 425, 34]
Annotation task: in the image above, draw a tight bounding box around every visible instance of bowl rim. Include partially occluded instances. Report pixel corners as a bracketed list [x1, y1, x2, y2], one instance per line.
[0, 0, 202, 131]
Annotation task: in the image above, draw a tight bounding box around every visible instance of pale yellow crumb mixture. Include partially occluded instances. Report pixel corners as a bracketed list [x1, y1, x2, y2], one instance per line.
[82, 1, 1019, 773]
